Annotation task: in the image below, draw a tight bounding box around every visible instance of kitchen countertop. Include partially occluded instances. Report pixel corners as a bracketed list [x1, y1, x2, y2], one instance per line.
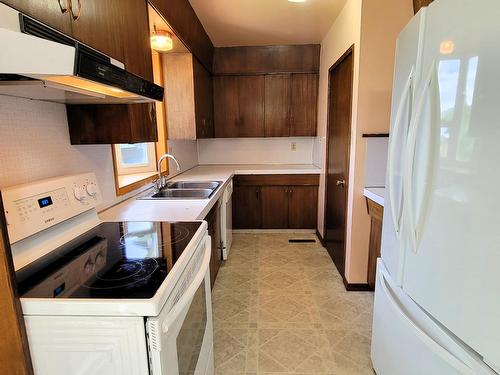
[100, 164, 321, 222]
[363, 187, 385, 207]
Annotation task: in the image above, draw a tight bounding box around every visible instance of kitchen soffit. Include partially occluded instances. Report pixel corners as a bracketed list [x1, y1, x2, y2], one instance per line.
[188, 0, 348, 47]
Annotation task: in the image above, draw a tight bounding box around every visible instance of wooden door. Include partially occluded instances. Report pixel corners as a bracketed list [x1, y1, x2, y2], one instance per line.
[324, 47, 354, 277]
[265, 75, 291, 137]
[237, 76, 265, 137]
[193, 58, 214, 138]
[290, 74, 319, 136]
[289, 186, 318, 229]
[2, 0, 72, 35]
[261, 186, 289, 229]
[214, 76, 239, 138]
[0, 196, 33, 375]
[233, 186, 262, 229]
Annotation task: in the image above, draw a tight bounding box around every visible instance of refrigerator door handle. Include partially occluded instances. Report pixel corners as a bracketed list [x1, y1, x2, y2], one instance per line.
[404, 61, 439, 252]
[378, 269, 478, 374]
[388, 67, 414, 236]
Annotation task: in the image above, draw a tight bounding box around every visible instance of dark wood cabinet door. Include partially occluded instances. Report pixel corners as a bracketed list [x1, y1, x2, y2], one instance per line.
[214, 76, 239, 138]
[2, 0, 73, 35]
[207, 201, 222, 288]
[193, 58, 214, 138]
[265, 75, 291, 137]
[261, 186, 289, 229]
[237, 76, 265, 137]
[233, 186, 262, 229]
[290, 74, 318, 136]
[288, 186, 318, 229]
[70, 0, 124, 60]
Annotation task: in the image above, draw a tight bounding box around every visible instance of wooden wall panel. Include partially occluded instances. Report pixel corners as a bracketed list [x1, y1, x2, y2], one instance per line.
[213, 45, 321, 75]
[0, 196, 33, 375]
[149, 0, 214, 72]
[413, 0, 433, 13]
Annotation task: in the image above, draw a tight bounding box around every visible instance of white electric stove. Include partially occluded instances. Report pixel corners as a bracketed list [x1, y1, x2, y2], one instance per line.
[2, 173, 214, 375]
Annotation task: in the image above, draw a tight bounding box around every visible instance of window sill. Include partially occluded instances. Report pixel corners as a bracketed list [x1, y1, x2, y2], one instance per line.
[116, 172, 158, 196]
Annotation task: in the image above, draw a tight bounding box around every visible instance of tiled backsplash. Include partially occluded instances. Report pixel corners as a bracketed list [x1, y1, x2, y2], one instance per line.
[197, 137, 315, 165]
[0, 95, 119, 206]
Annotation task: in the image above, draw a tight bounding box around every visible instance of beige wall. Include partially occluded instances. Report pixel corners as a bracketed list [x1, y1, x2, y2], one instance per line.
[317, 0, 413, 283]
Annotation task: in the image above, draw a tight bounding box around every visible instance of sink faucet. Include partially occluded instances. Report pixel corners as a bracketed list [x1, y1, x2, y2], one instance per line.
[155, 153, 181, 192]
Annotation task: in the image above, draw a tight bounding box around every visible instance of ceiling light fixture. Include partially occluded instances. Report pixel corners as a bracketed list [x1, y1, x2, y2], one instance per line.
[288, 0, 307, 2]
[150, 27, 173, 52]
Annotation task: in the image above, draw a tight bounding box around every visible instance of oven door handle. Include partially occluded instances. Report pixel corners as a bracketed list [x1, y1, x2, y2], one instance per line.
[162, 236, 211, 333]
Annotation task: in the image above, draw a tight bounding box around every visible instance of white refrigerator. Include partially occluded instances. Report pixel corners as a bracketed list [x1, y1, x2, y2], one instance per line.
[372, 0, 500, 374]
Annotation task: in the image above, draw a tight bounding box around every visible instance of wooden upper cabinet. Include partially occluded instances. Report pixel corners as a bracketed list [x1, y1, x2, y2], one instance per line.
[162, 53, 214, 140]
[290, 74, 318, 137]
[265, 75, 291, 137]
[70, 0, 124, 60]
[237, 76, 265, 137]
[1, 0, 73, 35]
[214, 76, 239, 138]
[193, 58, 214, 138]
[214, 76, 265, 138]
[263, 73, 318, 137]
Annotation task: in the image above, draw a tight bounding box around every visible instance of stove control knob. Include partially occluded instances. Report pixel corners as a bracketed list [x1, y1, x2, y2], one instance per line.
[86, 183, 98, 198]
[73, 187, 86, 202]
[84, 258, 95, 274]
[95, 252, 105, 267]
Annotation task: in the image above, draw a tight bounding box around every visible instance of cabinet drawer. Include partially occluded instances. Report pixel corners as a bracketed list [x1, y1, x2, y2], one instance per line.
[234, 174, 319, 187]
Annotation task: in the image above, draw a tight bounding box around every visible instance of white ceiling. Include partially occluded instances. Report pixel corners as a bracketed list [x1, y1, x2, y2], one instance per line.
[188, 0, 348, 47]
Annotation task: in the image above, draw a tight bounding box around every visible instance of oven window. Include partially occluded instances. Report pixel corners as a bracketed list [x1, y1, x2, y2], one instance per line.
[176, 282, 207, 375]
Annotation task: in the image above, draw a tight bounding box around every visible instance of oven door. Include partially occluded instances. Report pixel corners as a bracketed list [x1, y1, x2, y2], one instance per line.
[147, 235, 214, 375]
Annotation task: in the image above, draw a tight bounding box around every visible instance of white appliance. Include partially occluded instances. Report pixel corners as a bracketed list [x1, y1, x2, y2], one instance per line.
[0, 3, 163, 104]
[372, 0, 500, 374]
[220, 179, 233, 260]
[2, 174, 214, 375]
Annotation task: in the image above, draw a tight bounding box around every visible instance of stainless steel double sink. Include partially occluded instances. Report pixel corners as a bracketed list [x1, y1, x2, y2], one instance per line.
[139, 181, 222, 200]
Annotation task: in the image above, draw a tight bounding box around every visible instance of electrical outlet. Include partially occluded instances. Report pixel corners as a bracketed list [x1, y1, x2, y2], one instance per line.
[291, 142, 297, 151]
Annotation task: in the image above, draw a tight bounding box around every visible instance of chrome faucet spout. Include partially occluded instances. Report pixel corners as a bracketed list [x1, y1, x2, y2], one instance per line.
[156, 153, 181, 191]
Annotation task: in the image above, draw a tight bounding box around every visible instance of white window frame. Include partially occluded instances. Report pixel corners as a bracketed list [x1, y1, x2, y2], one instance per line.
[114, 143, 157, 175]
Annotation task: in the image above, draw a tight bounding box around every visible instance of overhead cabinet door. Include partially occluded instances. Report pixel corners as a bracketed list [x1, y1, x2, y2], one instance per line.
[265, 75, 291, 137]
[214, 76, 239, 138]
[290, 74, 318, 136]
[401, 0, 500, 370]
[237, 76, 265, 137]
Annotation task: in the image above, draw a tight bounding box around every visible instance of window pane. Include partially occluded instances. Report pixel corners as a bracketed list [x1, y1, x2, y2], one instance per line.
[119, 143, 149, 166]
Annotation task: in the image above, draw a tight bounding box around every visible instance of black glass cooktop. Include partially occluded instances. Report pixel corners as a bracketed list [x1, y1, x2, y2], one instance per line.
[16, 221, 202, 299]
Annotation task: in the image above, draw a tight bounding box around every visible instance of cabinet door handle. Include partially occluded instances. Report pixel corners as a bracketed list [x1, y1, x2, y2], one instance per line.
[70, 0, 82, 21]
[255, 189, 260, 200]
[58, 0, 69, 13]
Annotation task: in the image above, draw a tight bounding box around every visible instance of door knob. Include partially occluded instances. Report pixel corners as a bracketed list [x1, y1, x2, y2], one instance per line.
[336, 179, 346, 187]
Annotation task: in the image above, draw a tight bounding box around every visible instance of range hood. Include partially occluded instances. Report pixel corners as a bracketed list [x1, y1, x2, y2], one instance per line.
[0, 3, 164, 104]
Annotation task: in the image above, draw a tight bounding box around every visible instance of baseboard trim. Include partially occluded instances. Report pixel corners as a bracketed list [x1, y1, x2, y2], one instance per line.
[315, 229, 326, 247]
[342, 277, 372, 292]
[233, 229, 316, 234]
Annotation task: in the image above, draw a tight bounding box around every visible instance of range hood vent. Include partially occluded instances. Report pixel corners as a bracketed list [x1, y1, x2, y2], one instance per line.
[0, 3, 164, 104]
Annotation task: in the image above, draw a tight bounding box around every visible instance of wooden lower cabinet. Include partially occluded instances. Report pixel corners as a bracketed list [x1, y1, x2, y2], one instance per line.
[206, 200, 222, 288]
[233, 186, 262, 229]
[289, 186, 318, 229]
[233, 175, 319, 230]
[366, 198, 384, 290]
[261, 186, 289, 229]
